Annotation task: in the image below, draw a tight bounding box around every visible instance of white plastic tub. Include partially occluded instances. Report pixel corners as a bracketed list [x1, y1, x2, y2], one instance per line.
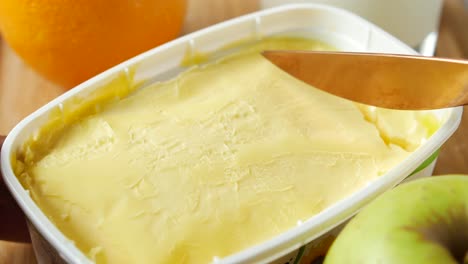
[1, 4, 462, 264]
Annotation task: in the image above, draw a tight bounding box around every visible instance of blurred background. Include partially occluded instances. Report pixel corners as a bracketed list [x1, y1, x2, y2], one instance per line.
[0, 0, 467, 263]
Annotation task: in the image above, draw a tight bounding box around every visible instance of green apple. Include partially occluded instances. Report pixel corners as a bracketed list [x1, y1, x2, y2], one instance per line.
[324, 175, 468, 264]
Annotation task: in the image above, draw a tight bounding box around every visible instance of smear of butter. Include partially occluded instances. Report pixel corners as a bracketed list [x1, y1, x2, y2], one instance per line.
[15, 37, 438, 264]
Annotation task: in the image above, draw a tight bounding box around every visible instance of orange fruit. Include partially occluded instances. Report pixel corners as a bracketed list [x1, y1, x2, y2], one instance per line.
[0, 0, 186, 88]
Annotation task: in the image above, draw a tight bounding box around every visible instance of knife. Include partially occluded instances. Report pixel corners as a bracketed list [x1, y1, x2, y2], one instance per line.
[262, 51, 468, 110]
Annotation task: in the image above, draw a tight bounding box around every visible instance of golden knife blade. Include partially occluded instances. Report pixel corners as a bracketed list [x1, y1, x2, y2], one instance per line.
[262, 50, 468, 110]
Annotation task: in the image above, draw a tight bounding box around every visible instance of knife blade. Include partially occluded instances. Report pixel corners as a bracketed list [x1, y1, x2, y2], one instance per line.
[262, 50, 468, 110]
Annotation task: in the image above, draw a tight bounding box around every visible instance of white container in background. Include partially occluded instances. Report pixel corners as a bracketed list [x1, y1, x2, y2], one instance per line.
[1, 4, 462, 264]
[261, 0, 444, 56]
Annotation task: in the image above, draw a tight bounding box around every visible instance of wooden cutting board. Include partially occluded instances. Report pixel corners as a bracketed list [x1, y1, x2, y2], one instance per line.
[0, 0, 466, 263]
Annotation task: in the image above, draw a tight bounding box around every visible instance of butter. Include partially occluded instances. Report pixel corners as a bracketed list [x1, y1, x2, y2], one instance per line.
[15, 37, 438, 264]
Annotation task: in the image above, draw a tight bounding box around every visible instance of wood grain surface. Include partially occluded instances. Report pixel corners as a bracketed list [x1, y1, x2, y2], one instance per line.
[0, 0, 466, 263]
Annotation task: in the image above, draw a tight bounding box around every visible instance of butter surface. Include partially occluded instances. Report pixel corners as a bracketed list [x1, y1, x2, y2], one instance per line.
[17, 37, 437, 263]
